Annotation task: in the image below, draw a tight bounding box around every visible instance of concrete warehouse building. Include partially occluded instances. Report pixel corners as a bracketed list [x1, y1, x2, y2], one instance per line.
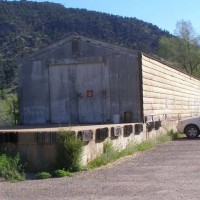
[18, 34, 200, 126]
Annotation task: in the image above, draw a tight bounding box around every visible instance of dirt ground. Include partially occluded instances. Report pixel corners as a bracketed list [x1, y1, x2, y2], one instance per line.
[1, 138, 200, 200]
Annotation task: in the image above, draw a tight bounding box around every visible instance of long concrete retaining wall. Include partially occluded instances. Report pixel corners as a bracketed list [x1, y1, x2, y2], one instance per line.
[0, 122, 165, 172]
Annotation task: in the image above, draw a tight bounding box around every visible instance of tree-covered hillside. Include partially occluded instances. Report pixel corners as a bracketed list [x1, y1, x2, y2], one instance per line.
[0, 1, 171, 89]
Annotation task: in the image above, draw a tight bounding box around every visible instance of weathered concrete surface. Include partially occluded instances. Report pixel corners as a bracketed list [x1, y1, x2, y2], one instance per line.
[1, 138, 200, 200]
[0, 123, 150, 171]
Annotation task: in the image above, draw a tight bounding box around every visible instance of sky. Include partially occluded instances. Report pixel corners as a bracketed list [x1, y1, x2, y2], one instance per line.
[34, 0, 200, 34]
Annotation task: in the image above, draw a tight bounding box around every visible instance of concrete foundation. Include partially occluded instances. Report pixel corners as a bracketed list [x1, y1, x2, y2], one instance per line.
[0, 122, 167, 172]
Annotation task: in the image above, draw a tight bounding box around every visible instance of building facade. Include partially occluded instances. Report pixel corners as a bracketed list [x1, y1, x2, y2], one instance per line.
[18, 35, 200, 125]
[19, 35, 142, 124]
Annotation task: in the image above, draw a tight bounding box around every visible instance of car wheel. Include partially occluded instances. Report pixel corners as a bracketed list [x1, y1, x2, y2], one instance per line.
[184, 125, 199, 139]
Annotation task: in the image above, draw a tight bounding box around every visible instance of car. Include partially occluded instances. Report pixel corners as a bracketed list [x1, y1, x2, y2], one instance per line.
[177, 116, 200, 139]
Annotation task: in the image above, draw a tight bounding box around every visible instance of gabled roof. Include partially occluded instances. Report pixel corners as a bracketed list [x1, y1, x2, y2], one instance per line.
[142, 53, 200, 81]
[19, 34, 139, 64]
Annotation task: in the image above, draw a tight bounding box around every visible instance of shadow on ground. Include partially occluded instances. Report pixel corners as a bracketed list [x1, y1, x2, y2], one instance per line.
[174, 136, 200, 141]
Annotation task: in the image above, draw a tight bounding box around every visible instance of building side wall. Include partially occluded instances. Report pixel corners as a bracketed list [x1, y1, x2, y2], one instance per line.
[142, 54, 200, 122]
[107, 54, 142, 122]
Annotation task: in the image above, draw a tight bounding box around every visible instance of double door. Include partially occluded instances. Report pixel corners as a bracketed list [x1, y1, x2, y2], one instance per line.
[49, 63, 104, 124]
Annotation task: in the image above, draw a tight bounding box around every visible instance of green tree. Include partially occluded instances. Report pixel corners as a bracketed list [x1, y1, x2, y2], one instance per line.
[7, 95, 20, 125]
[157, 20, 200, 75]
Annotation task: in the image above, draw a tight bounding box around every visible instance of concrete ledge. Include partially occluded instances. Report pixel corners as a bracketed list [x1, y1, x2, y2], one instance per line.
[0, 122, 165, 172]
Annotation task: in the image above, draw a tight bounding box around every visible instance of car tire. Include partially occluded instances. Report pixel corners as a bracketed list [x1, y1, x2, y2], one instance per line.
[184, 125, 200, 139]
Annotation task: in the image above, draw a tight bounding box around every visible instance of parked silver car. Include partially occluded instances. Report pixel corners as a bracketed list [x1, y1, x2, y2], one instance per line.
[177, 116, 200, 139]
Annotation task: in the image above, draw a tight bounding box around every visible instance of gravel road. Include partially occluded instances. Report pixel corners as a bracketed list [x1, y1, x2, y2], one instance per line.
[1, 138, 200, 200]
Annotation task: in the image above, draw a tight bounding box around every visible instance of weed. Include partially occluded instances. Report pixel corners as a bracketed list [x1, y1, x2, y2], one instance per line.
[0, 89, 5, 99]
[36, 172, 52, 179]
[135, 140, 155, 151]
[88, 133, 174, 169]
[0, 154, 25, 182]
[167, 130, 181, 140]
[53, 169, 73, 177]
[0, 94, 20, 125]
[56, 130, 83, 172]
[156, 134, 171, 143]
[103, 141, 114, 153]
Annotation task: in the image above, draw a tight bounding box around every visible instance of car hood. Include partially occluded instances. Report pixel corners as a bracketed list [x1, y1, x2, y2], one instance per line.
[179, 116, 200, 123]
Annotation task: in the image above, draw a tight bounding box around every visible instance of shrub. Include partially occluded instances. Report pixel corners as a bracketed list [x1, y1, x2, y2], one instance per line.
[53, 169, 73, 177]
[56, 130, 83, 172]
[0, 89, 6, 100]
[6, 95, 20, 125]
[103, 141, 114, 153]
[0, 154, 25, 182]
[0, 94, 20, 126]
[167, 130, 180, 140]
[36, 172, 52, 179]
[88, 141, 121, 169]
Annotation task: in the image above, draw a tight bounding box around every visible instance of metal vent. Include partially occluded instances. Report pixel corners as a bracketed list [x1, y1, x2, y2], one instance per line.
[78, 130, 93, 142]
[111, 126, 122, 139]
[155, 121, 162, 130]
[147, 122, 154, 132]
[135, 124, 143, 135]
[96, 128, 109, 141]
[123, 125, 133, 137]
[72, 39, 79, 56]
[36, 132, 58, 143]
[0, 132, 18, 144]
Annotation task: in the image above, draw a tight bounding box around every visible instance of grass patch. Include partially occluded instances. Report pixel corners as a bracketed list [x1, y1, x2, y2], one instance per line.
[0, 154, 25, 182]
[53, 169, 73, 177]
[167, 129, 181, 140]
[103, 141, 113, 153]
[135, 140, 155, 152]
[88, 131, 177, 169]
[36, 172, 52, 179]
[87, 141, 135, 169]
[36, 170, 73, 179]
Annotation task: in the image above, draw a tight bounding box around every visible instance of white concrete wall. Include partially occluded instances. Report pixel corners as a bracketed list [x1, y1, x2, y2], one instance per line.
[68, 123, 165, 165]
[0, 123, 165, 171]
[142, 54, 200, 122]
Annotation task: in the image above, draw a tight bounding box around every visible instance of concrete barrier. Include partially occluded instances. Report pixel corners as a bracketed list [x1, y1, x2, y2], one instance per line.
[0, 122, 166, 172]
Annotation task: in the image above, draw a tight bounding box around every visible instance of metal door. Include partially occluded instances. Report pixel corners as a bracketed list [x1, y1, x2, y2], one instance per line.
[49, 65, 71, 123]
[77, 63, 103, 123]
